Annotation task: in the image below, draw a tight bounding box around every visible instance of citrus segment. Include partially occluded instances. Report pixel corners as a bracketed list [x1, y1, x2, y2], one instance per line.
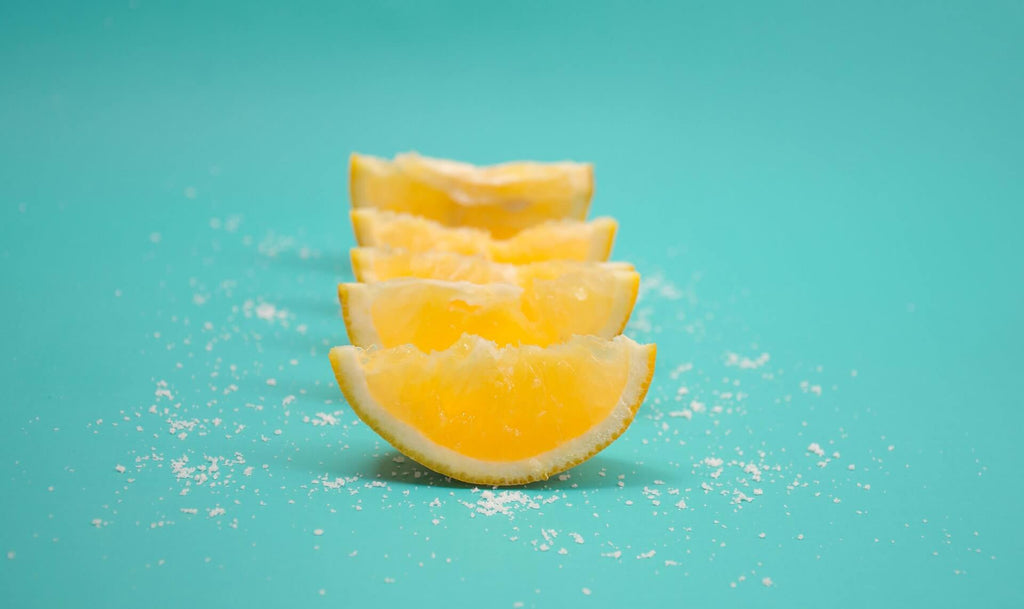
[329, 334, 656, 485]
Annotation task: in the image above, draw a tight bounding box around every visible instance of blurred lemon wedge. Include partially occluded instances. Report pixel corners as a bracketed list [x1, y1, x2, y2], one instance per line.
[351, 209, 616, 263]
[350, 152, 593, 238]
[350, 247, 632, 285]
[339, 269, 638, 350]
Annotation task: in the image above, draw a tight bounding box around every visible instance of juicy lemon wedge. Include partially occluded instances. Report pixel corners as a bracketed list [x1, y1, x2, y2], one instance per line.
[351, 209, 616, 264]
[350, 152, 593, 238]
[339, 271, 638, 351]
[329, 334, 656, 485]
[350, 247, 632, 284]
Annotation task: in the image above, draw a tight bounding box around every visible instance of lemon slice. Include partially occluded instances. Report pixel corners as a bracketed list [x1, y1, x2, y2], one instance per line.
[350, 247, 632, 285]
[351, 209, 616, 264]
[339, 270, 638, 350]
[350, 152, 593, 238]
[329, 334, 656, 485]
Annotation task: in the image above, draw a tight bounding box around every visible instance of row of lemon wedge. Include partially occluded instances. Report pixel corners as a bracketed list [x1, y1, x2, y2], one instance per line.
[328, 152, 656, 485]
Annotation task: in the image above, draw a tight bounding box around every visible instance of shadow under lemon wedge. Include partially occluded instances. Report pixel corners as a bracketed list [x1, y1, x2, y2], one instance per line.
[350, 152, 593, 238]
[328, 334, 656, 485]
[339, 269, 639, 351]
[351, 208, 617, 263]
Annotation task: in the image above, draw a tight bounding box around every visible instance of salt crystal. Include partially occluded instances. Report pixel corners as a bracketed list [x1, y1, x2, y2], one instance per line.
[724, 352, 771, 370]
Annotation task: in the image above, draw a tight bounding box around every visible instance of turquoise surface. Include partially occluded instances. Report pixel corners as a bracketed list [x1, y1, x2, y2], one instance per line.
[2, 1, 1022, 607]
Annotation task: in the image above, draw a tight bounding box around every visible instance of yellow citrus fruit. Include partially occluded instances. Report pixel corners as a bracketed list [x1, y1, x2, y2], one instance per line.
[350, 247, 633, 285]
[339, 270, 639, 350]
[328, 334, 656, 485]
[350, 209, 616, 264]
[349, 152, 593, 238]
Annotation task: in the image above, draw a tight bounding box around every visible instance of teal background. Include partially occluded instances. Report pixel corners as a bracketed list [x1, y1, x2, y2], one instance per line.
[2, 1, 1022, 607]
